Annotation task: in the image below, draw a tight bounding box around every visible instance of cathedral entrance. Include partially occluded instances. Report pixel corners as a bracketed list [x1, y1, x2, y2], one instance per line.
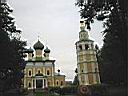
[32, 74, 48, 89]
[36, 79, 43, 88]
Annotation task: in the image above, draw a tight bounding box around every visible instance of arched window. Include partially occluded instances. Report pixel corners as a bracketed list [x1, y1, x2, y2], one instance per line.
[28, 82, 31, 88]
[28, 70, 31, 76]
[56, 81, 59, 85]
[47, 70, 50, 75]
[79, 45, 82, 50]
[61, 81, 63, 86]
[38, 70, 40, 74]
[85, 44, 89, 50]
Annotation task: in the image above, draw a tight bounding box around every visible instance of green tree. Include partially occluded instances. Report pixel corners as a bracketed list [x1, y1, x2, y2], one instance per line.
[76, 0, 127, 85]
[73, 68, 79, 85]
[100, 8, 127, 85]
[0, 1, 26, 95]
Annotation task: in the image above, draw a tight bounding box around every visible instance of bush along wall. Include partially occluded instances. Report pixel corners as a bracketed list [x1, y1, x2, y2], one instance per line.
[48, 84, 126, 96]
[49, 86, 78, 95]
[81, 84, 126, 96]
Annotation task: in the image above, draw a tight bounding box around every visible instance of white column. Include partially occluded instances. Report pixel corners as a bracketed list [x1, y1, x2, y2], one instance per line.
[24, 78, 26, 88]
[33, 67, 35, 76]
[34, 78, 36, 89]
[43, 67, 45, 75]
[84, 63, 88, 73]
[46, 79, 48, 87]
[85, 74, 89, 85]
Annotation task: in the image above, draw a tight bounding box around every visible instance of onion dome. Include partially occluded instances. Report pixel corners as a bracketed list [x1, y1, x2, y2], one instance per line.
[26, 47, 34, 53]
[44, 47, 50, 53]
[33, 40, 44, 50]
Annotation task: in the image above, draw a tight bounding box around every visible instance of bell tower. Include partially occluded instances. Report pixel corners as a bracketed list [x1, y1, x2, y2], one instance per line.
[75, 19, 101, 85]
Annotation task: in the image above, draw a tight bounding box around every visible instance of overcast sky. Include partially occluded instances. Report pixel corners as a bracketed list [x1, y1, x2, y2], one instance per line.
[8, 0, 104, 81]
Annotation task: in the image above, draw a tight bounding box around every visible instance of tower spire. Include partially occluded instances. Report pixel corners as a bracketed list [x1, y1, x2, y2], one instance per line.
[80, 19, 86, 31]
[79, 19, 89, 40]
[38, 35, 40, 41]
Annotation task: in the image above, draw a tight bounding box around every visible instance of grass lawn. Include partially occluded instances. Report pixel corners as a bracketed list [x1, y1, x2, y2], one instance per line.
[34, 92, 43, 96]
[34, 92, 58, 96]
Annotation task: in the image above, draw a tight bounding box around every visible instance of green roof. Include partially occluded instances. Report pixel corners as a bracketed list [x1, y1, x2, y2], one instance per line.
[33, 40, 44, 50]
[35, 57, 43, 61]
[27, 47, 34, 53]
[76, 39, 94, 44]
[44, 47, 50, 53]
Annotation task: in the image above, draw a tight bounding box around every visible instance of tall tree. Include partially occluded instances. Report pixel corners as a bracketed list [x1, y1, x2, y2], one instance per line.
[76, 0, 127, 85]
[73, 68, 79, 85]
[0, 0, 26, 95]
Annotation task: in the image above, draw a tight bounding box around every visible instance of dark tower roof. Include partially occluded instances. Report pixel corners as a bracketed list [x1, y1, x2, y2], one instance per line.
[27, 47, 34, 53]
[33, 40, 44, 50]
[44, 47, 50, 53]
[25, 47, 34, 53]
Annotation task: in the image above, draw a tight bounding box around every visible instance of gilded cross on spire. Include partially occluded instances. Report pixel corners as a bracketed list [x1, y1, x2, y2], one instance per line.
[38, 35, 40, 41]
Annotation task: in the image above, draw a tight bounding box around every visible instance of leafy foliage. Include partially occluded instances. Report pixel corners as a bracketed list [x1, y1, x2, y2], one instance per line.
[99, 7, 127, 84]
[76, 0, 127, 85]
[0, 1, 26, 95]
[76, 0, 128, 29]
[73, 75, 79, 85]
[49, 86, 78, 95]
[73, 68, 79, 85]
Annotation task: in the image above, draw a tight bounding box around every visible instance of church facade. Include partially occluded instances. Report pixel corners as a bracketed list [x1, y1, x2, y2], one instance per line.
[23, 40, 65, 89]
[75, 20, 101, 85]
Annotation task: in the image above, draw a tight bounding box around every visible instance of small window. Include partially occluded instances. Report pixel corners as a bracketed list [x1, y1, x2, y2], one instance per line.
[56, 81, 59, 85]
[85, 44, 89, 50]
[44, 79, 46, 87]
[47, 70, 50, 75]
[38, 70, 40, 74]
[61, 81, 63, 86]
[81, 70, 83, 72]
[28, 70, 31, 76]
